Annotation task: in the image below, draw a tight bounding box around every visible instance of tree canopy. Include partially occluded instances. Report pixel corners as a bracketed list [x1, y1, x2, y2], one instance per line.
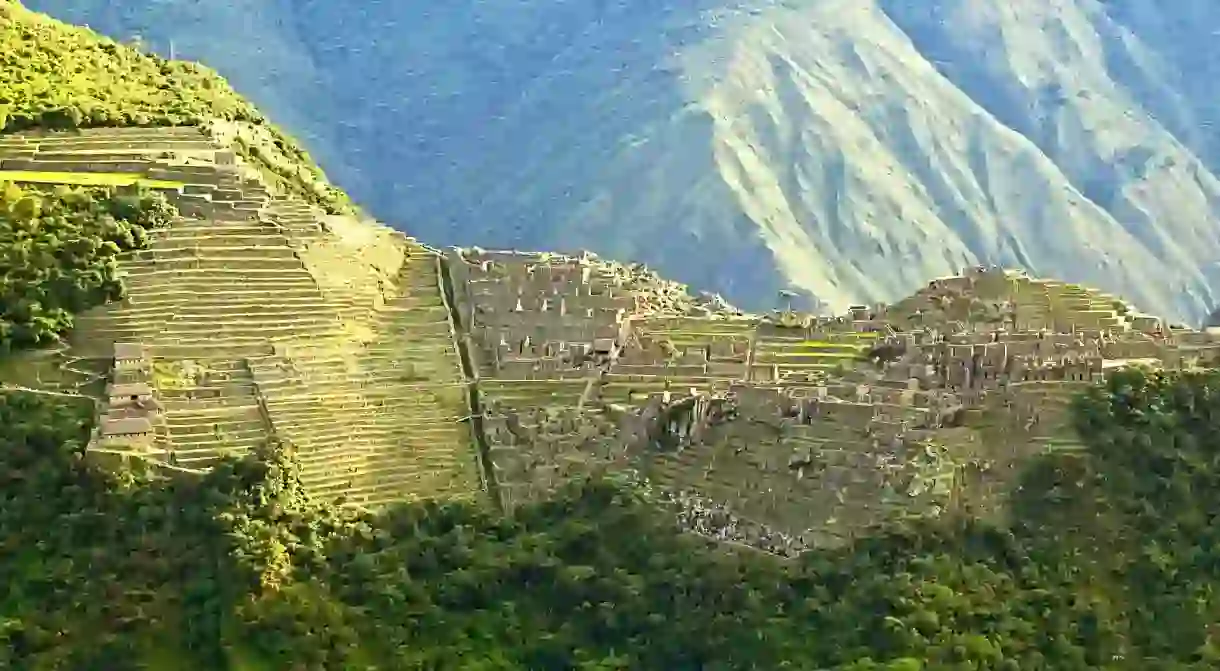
[0, 181, 175, 352]
[3, 367, 1220, 669]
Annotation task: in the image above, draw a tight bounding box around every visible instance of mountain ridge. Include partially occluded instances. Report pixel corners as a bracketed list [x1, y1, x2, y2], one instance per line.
[25, 0, 1220, 322]
[9, 5, 1220, 667]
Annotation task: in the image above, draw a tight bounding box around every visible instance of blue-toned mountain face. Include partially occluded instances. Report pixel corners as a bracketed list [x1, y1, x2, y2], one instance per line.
[30, 0, 1220, 322]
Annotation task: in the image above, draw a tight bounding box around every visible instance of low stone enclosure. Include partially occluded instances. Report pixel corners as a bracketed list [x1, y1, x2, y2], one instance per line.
[8, 126, 1220, 554]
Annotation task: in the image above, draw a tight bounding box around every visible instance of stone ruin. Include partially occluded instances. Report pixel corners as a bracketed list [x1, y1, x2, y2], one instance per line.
[94, 343, 162, 452]
[451, 258, 1220, 555]
[17, 127, 1220, 558]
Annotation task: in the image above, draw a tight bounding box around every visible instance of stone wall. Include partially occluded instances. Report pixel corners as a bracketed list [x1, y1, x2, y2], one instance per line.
[42, 129, 1220, 556]
[612, 383, 953, 548]
[447, 248, 629, 380]
[455, 262, 1220, 551]
[34, 127, 483, 507]
[445, 249, 640, 507]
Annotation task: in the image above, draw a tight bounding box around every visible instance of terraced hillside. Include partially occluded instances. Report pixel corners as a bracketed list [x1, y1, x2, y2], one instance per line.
[8, 122, 1220, 558]
[31, 0, 1220, 325]
[0, 125, 483, 506]
[11, 1, 1220, 557]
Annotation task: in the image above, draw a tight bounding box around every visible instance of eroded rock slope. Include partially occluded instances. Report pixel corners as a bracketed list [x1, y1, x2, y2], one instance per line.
[28, 0, 1220, 321]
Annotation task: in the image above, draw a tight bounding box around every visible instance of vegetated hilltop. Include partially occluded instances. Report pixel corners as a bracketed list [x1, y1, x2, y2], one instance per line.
[26, 0, 1220, 323]
[6, 3, 1220, 669]
[0, 0, 349, 214]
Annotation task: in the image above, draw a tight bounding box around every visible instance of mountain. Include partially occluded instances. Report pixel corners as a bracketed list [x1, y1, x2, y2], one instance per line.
[10, 2, 1220, 667]
[25, 0, 1220, 322]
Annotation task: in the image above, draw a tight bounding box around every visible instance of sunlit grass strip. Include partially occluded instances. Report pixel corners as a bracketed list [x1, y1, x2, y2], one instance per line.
[0, 170, 184, 189]
[757, 341, 867, 351]
[759, 351, 861, 359]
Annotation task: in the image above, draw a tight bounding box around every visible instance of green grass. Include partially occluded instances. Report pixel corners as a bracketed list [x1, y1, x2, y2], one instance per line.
[0, 169, 183, 188]
[760, 351, 859, 360]
[760, 341, 867, 351]
[0, 1, 350, 213]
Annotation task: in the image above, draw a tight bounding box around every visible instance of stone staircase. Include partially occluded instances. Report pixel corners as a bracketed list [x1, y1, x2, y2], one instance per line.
[156, 360, 270, 469]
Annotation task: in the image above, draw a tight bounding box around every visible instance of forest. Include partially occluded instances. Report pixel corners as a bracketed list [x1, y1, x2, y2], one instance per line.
[4, 367, 1220, 669]
[0, 181, 175, 352]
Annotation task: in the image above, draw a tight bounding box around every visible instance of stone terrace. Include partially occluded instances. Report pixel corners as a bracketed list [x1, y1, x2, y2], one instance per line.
[443, 247, 928, 535]
[611, 317, 939, 547]
[458, 259, 1220, 548]
[886, 266, 1150, 333]
[22, 127, 1220, 554]
[446, 249, 632, 506]
[0, 125, 242, 192]
[244, 243, 482, 507]
[21, 126, 483, 506]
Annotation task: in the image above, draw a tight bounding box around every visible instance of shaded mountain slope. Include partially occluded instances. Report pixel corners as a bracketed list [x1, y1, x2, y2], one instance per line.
[29, 0, 1220, 322]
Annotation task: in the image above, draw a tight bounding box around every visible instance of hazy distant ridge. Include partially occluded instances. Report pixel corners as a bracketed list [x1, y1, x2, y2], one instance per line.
[32, 0, 1220, 322]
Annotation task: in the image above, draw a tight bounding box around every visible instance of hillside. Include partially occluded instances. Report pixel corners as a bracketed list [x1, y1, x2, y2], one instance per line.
[26, 0, 1220, 324]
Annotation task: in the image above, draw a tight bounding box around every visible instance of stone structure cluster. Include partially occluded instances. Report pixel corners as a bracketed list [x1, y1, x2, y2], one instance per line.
[449, 254, 1220, 553]
[10, 126, 1220, 557]
[96, 343, 160, 450]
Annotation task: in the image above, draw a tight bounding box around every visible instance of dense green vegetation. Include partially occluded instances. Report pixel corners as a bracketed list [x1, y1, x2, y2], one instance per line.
[0, 181, 175, 352]
[2, 367, 1220, 669]
[0, 0, 350, 214]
